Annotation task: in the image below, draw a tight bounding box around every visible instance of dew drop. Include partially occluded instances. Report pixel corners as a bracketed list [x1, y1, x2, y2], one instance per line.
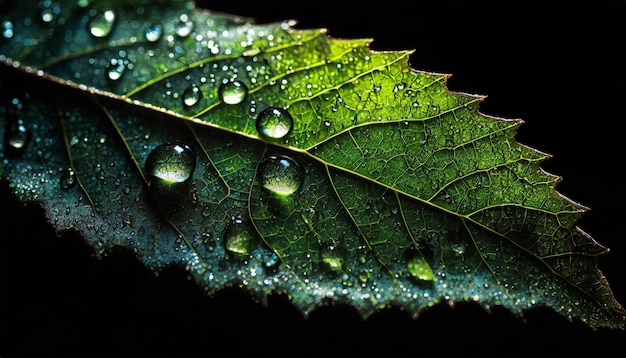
[88, 9, 116, 38]
[258, 155, 303, 196]
[107, 58, 126, 81]
[224, 216, 258, 256]
[145, 24, 163, 42]
[145, 142, 196, 185]
[182, 84, 202, 107]
[174, 14, 193, 37]
[60, 167, 76, 190]
[218, 80, 248, 105]
[256, 107, 293, 139]
[2, 20, 13, 39]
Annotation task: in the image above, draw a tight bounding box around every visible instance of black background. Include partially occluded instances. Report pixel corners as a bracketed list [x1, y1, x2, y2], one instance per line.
[2, 1, 626, 357]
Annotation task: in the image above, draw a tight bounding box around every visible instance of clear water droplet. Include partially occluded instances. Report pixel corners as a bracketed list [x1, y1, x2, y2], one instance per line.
[145, 24, 163, 42]
[256, 107, 293, 139]
[107, 58, 126, 81]
[218, 80, 248, 105]
[174, 14, 193, 37]
[60, 167, 76, 190]
[89, 9, 116, 38]
[323, 120, 332, 127]
[224, 216, 258, 256]
[145, 142, 196, 184]
[182, 84, 202, 107]
[258, 155, 303, 196]
[2, 20, 14, 39]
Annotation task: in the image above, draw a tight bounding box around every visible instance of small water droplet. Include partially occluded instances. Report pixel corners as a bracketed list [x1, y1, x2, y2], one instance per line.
[89, 9, 116, 38]
[174, 14, 193, 37]
[145, 24, 162, 42]
[182, 84, 202, 107]
[107, 58, 126, 81]
[258, 155, 303, 196]
[224, 216, 259, 256]
[218, 80, 248, 105]
[145, 142, 196, 185]
[256, 107, 293, 139]
[39, 1, 61, 24]
[60, 167, 76, 190]
[323, 120, 332, 127]
[2, 20, 14, 39]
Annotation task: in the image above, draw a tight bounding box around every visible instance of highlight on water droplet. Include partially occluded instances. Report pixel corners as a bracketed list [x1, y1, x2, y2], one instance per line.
[218, 80, 248, 105]
[4, 118, 29, 153]
[145, 24, 163, 42]
[145, 142, 196, 185]
[182, 84, 202, 107]
[258, 154, 303, 196]
[88, 8, 115, 38]
[174, 14, 193, 37]
[256, 107, 293, 139]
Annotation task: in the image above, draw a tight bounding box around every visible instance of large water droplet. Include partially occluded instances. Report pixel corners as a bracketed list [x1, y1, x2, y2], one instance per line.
[145, 24, 162, 42]
[258, 155, 303, 196]
[407, 256, 434, 281]
[145, 142, 196, 184]
[89, 9, 116, 38]
[224, 216, 259, 256]
[256, 107, 293, 139]
[107, 58, 126, 81]
[182, 84, 202, 107]
[174, 14, 193, 37]
[2, 20, 13, 39]
[218, 80, 248, 105]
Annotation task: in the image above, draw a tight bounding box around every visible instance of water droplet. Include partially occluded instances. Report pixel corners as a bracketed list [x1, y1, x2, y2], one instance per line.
[256, 107, 293, 139]
[145, 142, 196, 185]
[182, 84, 202, 107]
[4, 118, 29, 153]
[224, 216, 259, 256]
[258, 155, 303, 196]
[107, 58, 126, 81]
[2, 20, 14, 39]
[174, 14, 193, 37]
[89, 9, 116, 38]
[60, 167, 76, 190]
[39, 1, 61, 24]
[145, 24, 162, 42]
[218, 80, 248, 105]
[323, 120, 332, 127]
[407, 256, 434, 281]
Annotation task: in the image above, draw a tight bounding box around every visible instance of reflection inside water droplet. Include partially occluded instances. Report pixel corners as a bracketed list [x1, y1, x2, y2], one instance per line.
[182, 84, 202, 107]
[218, 80, 248, 105]
[256, 107, 293, 139]
[258, 155, 303, 196]
[89, 9, 116, 38]
[145, 142, 196, 184]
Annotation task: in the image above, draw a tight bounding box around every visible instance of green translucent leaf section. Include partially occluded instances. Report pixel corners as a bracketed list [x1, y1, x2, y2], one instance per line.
[1, 0, 624, 329]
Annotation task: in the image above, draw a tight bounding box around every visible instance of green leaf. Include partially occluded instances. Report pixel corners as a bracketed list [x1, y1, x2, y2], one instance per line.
[1, 0, 624, 331]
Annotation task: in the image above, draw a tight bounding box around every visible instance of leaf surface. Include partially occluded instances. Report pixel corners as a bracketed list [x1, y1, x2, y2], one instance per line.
[1, 0, 624, 329]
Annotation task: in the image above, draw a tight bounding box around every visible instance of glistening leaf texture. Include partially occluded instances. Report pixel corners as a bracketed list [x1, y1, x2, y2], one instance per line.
[0, 0, 624, 330]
